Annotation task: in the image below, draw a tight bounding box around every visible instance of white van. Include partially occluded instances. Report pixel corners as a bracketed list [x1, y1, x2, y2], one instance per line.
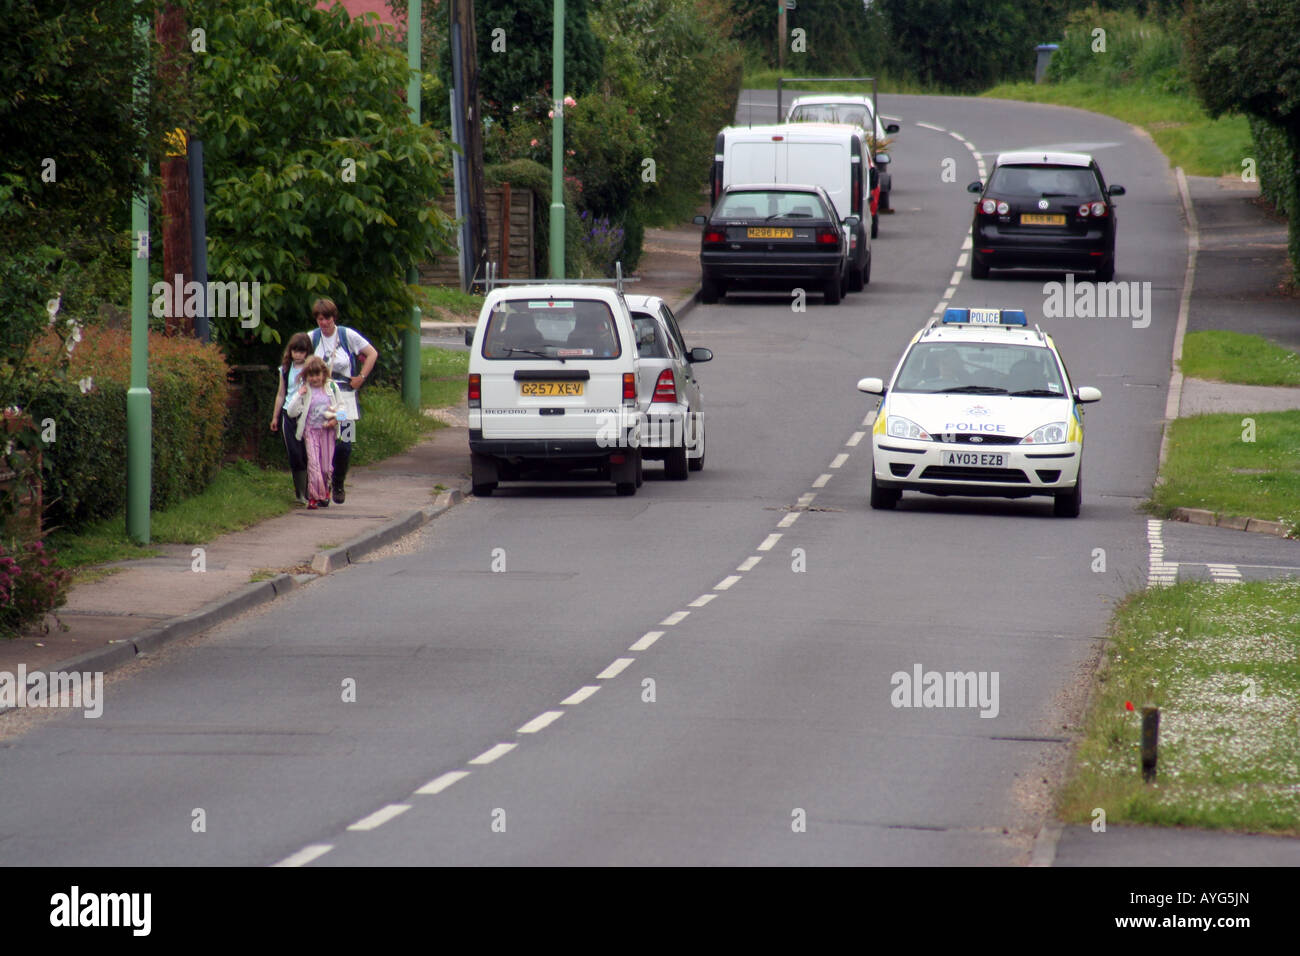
[711, 123, 874, 290]
[466, 282, 645, 496]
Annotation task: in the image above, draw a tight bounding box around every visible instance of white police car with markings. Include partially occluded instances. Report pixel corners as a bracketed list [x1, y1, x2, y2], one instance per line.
[856, 308, 1101, 516]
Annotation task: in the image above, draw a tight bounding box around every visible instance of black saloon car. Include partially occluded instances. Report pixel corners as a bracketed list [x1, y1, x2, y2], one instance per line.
[967, 151, 1125, 281]
[694, 184, 857, 305]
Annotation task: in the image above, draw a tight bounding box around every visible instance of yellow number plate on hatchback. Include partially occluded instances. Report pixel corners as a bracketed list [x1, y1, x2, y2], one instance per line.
[1020, 214, 1066, 225]
[747, 227, 795, 239]
[521, 382, 583, 396]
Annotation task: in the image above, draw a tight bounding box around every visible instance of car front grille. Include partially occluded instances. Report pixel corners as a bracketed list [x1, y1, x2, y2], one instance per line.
[920, 466, 1029, 483]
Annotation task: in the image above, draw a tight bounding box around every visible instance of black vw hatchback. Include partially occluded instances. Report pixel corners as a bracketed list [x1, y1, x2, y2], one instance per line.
[967, 151, 1125, 281]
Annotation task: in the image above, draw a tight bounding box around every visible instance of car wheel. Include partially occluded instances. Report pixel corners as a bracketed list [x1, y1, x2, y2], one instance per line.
[471, 452, 498, 497]
[879, 188, 891, 212]
[862, 251, 871, 285]
[970, 255, 989, 279]
[824, 276, 842, 305]
[664, 444, 688, 480]
[688, 418, 705, 472]
[1095, 258, 1115, 282]
[615, 481, 637, 496]
[472, 483, 495, 497]
[1054, 470, 1082, 518]
[849, 262, 866, 292]
[869, 465, 900, 510]
[635, 453, 644, 487]
[870, 214, 879, 239]
[701, 278, 720, 304]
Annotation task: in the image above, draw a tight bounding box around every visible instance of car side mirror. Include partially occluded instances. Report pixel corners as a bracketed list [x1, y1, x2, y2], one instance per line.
[463, 328, 474, 347]
[885, 123, 900, 134]
[843, 215, 861, 228]
[857, 376, 885, 395]
[1108, 185, 1125, 197]
[874, 152, 891, 166]
[689, 347, 713, 363]
[967, 181, 983, 193]
[693, 215, 707, 225]
[1075, 386, 1102, 403]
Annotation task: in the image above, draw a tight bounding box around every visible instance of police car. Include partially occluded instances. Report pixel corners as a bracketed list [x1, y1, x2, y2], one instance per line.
[856, 308, 1101, 516]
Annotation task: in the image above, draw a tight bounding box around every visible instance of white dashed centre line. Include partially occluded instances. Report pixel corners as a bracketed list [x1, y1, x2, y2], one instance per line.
[273, 844, 333, 868]
[416, 771, 470, 795]
[777, 512, 799, 528]
[689, 593, 717, 608]
[962, 236, 972, 250]
[950, 271, 963, 286]
[830, 453, 849, 469]
[737, 556, 762, 572]
[812, 473, 832, 488]
[347, 804, 410, 832]
[797, 492, 817, 508]
[562, 685, 601, 704]
[469, 743, 517, 765]
[630, 631, 664, 650]
[518, 710, 565, 734]
[943, 286, 957, 299]
[598, 657, 635, 679]
[714, 576, 741, 591]
[660, 610, 690, 626]
[917, 121, 944, 131]
[847, 431, 865, 446]
[757, 533, 782, 551]
[957, 253, 968, 268]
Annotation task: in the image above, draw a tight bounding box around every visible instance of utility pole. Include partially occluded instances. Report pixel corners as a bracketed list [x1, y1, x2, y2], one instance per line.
[157, 2, 191, 336]
[549, 0, 565, 278]
[449, 0, 487, 290]
[403, 0, 422, 412]
[127, 3, 152, 544]
[778, 0, 785, 76]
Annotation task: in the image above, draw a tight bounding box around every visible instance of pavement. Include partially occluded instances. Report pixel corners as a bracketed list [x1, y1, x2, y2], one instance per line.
[5, 174, 1299, 866]
[0, 231, 704, 689]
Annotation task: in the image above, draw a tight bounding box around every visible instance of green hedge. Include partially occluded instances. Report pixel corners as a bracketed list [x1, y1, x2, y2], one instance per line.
[1248, 114, 1300, 283]
[21, 328, 230, 530]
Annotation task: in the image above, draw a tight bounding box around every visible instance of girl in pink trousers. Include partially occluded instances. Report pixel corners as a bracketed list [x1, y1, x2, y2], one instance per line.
[284, 356, 346, 509]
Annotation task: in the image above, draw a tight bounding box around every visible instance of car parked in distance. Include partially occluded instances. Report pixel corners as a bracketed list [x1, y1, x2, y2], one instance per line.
[785, 94, 900, 214]
[625, 294, 711, 479]
[967, 151, 1125, 280]
[694, 184, 857, 305]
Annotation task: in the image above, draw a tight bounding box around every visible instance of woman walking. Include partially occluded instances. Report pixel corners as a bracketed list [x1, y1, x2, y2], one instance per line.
[269, 333, 313, 504]
[284, 356, 346, 509]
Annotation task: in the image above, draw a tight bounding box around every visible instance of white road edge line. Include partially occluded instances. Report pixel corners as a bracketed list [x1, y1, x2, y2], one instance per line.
[916, 121, 945, 131]
[757, 533, 782, 551]
[597, 657, 635, 679]
[416, 770, 471, 795]
[630, 631, 664, 650]
[347, 804, 411, 832]
[518, 710, 564, 734]
[469, 743, 517, 765]
[272, 844, 334, 868]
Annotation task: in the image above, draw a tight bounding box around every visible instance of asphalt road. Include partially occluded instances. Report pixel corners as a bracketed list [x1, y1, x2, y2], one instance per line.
[0, 92, 1219, 866]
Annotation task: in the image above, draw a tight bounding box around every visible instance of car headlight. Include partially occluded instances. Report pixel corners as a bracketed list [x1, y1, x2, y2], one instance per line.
[887, 415, 930, 440]
[1021, 421, 1068, 444]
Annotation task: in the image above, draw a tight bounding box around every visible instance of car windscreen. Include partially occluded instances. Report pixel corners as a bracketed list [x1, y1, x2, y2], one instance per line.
[482, 299, 621, 360]
[631, 314, 668, 358]
[987, 165, 1100, 199]
[893, 342, 1066, 396]
[715, 191, 829, 220]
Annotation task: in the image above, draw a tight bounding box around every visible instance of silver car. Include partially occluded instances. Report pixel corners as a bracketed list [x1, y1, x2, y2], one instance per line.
[625, 294, 711, 479]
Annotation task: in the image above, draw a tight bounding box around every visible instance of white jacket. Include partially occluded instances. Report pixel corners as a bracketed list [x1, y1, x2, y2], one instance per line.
[283, 379, 344, 440]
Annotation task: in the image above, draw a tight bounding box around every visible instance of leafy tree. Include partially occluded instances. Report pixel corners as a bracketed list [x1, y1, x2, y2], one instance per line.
[188, 0, 457, 367]
[476, 0, 603, 122]
[1186, 0, 1300, 282]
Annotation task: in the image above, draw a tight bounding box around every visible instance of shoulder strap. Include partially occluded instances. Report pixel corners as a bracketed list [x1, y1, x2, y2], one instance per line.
[335, 327, 355, 374]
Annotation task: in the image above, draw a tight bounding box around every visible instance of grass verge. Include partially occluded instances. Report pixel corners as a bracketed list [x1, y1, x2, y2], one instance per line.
[1060, 578, 1300, 833]
[350, 385, 441, 467]
[1148, 411, 1300, 532]
[416, 285, 483, 322]
[981, 81, 1251, 178]
[1179, 331, 1300, 387]
[49, 460, 296, 570]
[421, 345, 470, 410]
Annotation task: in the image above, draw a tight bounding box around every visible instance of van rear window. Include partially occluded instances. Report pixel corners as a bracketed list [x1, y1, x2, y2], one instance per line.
[482, 299, 621, 360]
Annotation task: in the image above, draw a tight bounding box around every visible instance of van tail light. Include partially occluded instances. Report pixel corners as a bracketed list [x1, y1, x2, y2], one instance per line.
[852, 177, 862, 216]
[652, 369, 677, 403]
[816, 228, 838, 245]
[703, 229, 726, 244]
[623, 372, 637, 403]
[468, 373, 481, 407]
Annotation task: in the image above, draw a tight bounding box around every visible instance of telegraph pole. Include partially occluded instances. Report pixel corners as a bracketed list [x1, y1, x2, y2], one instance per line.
[127, 3, 152, 544]
[549, 0, 565, 278]
[403, 0, 422, 411]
